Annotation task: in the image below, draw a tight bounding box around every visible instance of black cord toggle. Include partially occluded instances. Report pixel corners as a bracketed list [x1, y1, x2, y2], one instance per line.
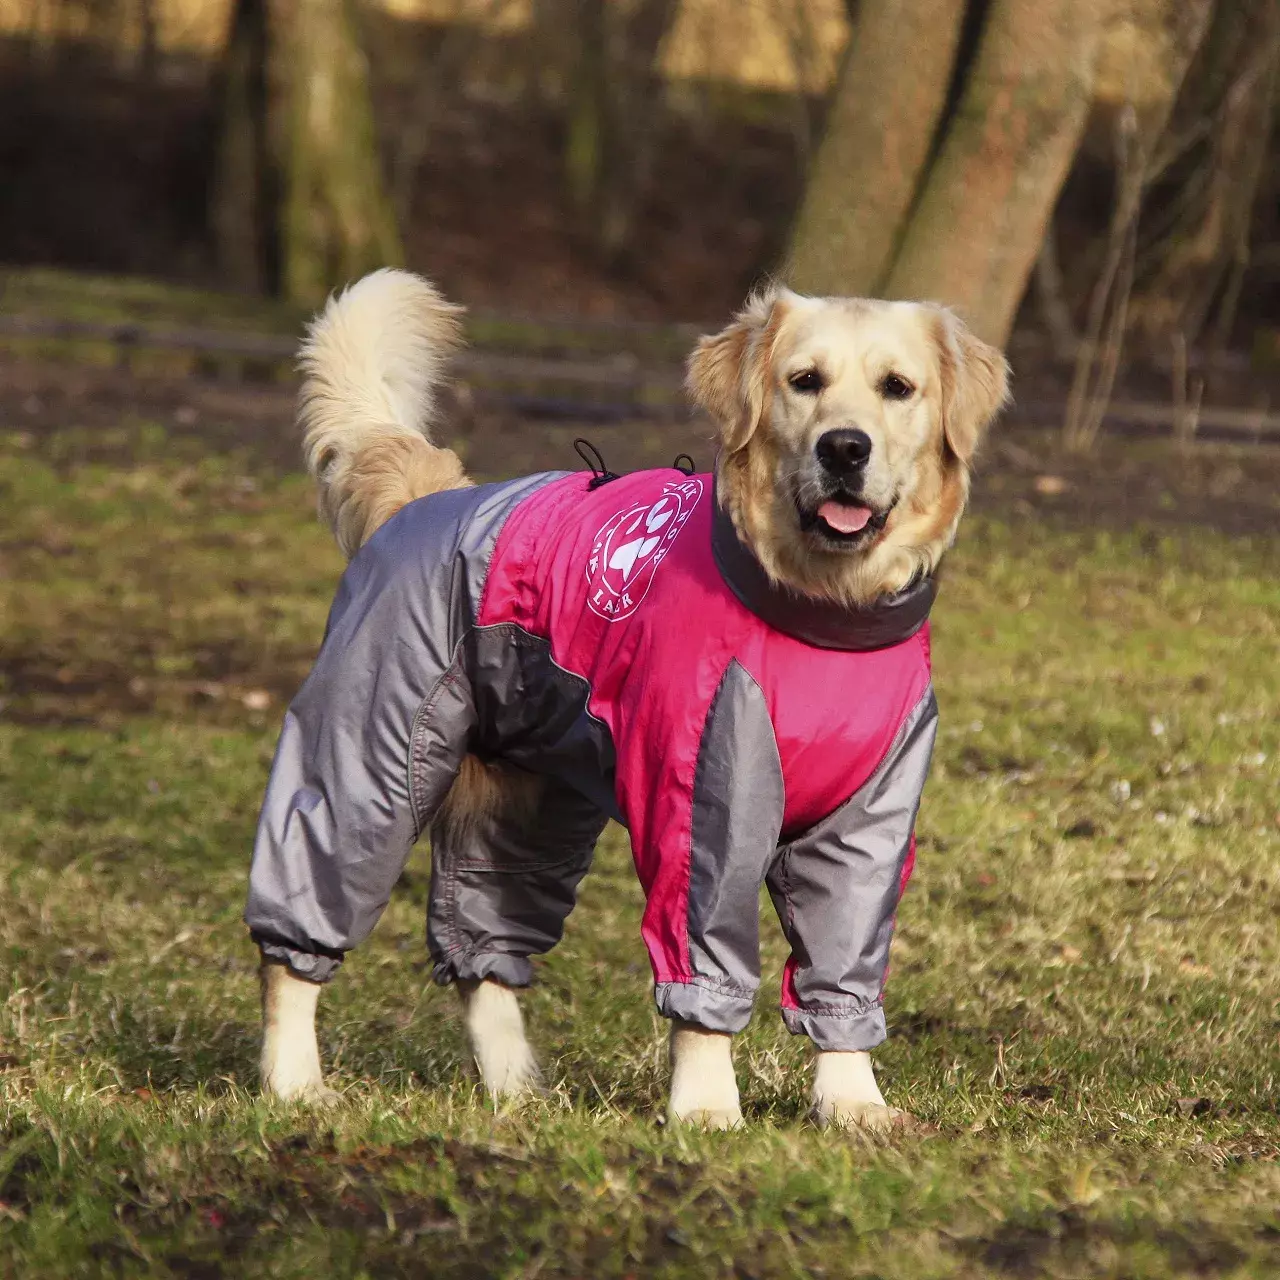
[671, 453, 695, 475]
[574, 438, 620, 490]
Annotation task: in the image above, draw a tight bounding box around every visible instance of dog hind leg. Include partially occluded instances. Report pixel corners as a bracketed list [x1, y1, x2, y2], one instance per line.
[259, 961, 340, 1104]
[431, 758, 606, 1100]
[458, 977, 541, 1098]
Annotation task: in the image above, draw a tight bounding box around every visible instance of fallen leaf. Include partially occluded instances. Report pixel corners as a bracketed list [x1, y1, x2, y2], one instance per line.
[241, 689, 272, 711]
[1034, 474, 1068, 496]
[1175, 1096, 1214, 1119]
[1019, 1084, 1055, 1103]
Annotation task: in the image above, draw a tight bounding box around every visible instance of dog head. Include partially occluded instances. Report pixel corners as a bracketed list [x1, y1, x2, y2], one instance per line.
[688, 285, 1010, 606]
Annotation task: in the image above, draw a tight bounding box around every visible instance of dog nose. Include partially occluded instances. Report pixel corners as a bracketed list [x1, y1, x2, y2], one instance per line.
[815, 429, 872, 474]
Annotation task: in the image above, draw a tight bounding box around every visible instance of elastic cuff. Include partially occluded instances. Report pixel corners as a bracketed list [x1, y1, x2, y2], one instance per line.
[654, 980, 754, 1033]
[432, 950, 534, 988]
[255, 937, 342, 983]
[781, 1003, 886, 1051]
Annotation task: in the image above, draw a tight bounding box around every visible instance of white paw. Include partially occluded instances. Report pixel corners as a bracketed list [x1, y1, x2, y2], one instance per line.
[266, 1074, 342, 1107]
[476, 1037, 543, 1100]
[810, 1050, 914, 1133]
[668, 1101, 745, 1130]
[812, 1098, 908, 1132]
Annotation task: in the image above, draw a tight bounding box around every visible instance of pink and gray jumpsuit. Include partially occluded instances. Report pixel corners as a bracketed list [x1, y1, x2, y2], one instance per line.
[246, 467, 938, 1050]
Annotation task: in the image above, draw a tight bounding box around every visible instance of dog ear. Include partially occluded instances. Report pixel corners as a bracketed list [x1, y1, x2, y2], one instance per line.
[686, 286, 790, 454]
[931, 308, 1010, 463]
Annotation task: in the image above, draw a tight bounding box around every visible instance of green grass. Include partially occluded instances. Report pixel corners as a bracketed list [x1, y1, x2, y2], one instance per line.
[0, 265, 697, 364]
[2, 426, 1279, 1277]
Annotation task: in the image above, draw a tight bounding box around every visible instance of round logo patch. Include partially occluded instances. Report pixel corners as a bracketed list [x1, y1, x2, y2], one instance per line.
[585, 478, 704, 621]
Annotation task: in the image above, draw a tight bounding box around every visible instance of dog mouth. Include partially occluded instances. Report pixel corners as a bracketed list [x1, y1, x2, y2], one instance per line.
[797, 492, 894, 547]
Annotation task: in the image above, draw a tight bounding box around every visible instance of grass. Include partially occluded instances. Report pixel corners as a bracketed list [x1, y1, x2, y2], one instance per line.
[0, 265, 698, 363]
[2, 419, 1279, 1277]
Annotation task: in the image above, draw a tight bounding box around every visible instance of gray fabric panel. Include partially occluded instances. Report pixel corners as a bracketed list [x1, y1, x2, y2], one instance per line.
[654, 981, 756, 1034]
[468, 626, 620, 820]
[781, 1004, 888, 1052]
[245, 474, 562, 979]
[428, 771, 608, 987]
[686, 660, 785, 1003]
[767, 687, 938, 1040]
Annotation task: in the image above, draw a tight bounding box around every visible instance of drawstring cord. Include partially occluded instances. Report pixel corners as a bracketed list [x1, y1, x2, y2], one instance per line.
[573, 438, 620, 490]
[574, 438, 698, 487]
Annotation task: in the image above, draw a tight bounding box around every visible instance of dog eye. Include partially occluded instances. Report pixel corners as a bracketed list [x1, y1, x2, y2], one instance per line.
[788, 369, 824, 394]
[880, 373, 914, 400]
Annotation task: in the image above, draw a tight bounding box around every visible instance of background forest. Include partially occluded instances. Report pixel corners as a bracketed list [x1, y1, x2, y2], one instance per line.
[2, 0, 1277, 371]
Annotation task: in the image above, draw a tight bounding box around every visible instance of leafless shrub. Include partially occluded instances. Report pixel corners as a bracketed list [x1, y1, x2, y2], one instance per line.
[1170, 332, 1205, 450]
[1062, 104, 1143, 453]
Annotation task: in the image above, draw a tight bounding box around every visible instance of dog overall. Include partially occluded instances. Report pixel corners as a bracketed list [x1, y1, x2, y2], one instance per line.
[246, 467, 938, 1050]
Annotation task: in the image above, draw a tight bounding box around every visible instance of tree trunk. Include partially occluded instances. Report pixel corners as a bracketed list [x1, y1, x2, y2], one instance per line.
[213, 0, 274, 294]
[885, 0, 1107, 345]
[565, 0, 608, 219]
[563, 0, 679, 261]
[275, 0, 403, 305]
[213, 0, 402, 303]
[786, 0, 969, 297]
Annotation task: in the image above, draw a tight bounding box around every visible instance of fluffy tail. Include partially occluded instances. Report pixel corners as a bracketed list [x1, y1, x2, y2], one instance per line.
[298, 268, 470, 560]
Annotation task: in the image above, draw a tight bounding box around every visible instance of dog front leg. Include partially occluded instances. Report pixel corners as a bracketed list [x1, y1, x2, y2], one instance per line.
[811, 1050, 904, 1132]
[667, 1021, 743, 1129]
[259, 961, 339, 1103]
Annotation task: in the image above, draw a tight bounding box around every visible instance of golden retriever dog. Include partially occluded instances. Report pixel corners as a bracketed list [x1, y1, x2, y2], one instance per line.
[257, 270, 1008, 1129]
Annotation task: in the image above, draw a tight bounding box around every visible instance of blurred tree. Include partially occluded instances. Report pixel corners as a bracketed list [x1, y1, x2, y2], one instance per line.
[1130, 0, 1280, 351]
[213, 0, 402, 303]
[788, 0, 1109, 346]
[559, 0, 680, 260]
[785, 0, 969, 299]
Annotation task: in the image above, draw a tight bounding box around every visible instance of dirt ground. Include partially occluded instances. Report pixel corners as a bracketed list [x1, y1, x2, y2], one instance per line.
[4, 353, 1279, 539]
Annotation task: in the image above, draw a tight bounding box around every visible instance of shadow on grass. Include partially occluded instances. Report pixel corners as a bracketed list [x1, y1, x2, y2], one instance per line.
[965, 1208, 1259, 1278]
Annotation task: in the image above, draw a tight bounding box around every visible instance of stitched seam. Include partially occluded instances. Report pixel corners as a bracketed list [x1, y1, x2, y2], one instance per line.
[687, 659, 783, 988]
[860, 682, 937, 804]
[453, 851, 591, 875]
[655, 976, 755, 1000]
[470, 621, 613, 734]
[407, 637, 470, 838]
[784, 998, 884, 1019]
[475, 474, 577, 624]
[687, 665, 730, 983]
[783, 682, 937, 847]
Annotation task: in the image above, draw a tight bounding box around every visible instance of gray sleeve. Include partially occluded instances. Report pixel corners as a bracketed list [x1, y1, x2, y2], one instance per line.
[244, 501, 478, 981]
[767, 687, 938, 1051]
[653, 660, 785, 1032]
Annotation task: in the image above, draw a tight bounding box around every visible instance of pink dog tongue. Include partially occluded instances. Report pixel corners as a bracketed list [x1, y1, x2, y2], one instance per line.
[818, 500, 872, 533]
